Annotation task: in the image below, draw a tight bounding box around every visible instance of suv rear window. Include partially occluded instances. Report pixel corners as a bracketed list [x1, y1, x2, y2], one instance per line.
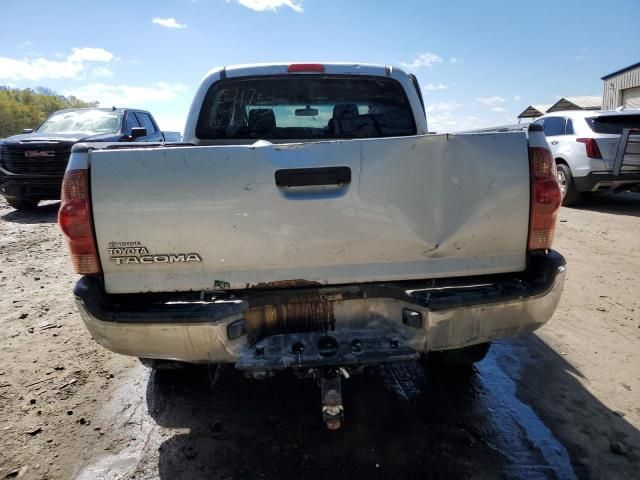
[585, 115, 640, 134]
[196, 75, 416, 140]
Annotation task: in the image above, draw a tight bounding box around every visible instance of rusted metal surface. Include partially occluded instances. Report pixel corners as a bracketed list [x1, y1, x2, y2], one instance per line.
[245, 297, 336, 343]
[235, 330, 419, 371]
[246, 279, 323, 289]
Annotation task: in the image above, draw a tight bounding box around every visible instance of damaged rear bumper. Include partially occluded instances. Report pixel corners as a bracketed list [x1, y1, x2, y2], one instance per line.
[74, 251, 566, 366]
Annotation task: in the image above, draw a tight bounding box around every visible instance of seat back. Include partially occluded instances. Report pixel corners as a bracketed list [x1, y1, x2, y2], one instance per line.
[248, 109, 276, 135]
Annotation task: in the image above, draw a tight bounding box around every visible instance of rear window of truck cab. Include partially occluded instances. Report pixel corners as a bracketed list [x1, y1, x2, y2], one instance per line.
[195, 75, 417, 140]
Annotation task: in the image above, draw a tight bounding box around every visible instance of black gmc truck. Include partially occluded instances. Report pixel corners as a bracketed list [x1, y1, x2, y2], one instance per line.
[0, 107, 165, 210]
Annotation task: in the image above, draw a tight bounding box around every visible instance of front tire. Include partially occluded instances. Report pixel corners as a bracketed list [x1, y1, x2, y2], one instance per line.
[7, 197, 39, 210]
[556, 163, 580, 206]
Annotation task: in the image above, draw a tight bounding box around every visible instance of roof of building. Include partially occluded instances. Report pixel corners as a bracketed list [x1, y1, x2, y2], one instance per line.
[546, 96, 602, 112]
[601, 62, 640, 80]
[517, 104, 552, 119]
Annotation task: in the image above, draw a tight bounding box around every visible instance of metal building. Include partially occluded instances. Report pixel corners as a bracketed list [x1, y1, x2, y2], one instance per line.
[546, 96, 602, 112]
[516, 104, 552, 121]
[602, 62, 640, 109]
[516, 97, 601, 122]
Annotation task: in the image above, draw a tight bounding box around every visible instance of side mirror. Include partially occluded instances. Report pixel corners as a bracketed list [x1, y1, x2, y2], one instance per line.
[130, 127, 147, 139]
[22, 128, 34, 134]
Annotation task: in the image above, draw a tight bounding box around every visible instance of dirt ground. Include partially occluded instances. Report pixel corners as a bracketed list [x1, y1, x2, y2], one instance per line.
[0, 193, 639, 480]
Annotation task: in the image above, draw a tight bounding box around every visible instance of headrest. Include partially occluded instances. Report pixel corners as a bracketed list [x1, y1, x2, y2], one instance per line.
[248, 109, 276, 134]
[333, 104, 359, 120]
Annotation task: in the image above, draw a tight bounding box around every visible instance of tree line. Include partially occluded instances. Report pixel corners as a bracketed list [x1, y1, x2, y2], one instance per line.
[0, 86, 98, 138]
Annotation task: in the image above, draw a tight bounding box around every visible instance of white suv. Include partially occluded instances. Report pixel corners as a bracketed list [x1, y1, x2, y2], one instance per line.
[534, 110, 640, 205]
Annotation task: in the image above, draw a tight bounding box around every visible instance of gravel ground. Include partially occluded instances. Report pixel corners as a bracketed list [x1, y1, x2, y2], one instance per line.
[0, 193, 639, 480]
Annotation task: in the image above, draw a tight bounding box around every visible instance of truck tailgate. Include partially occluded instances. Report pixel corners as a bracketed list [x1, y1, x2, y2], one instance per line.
[90, 133, 530, 294]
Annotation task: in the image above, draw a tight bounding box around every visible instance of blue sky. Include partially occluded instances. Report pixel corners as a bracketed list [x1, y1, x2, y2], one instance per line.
[1, 0, 638, 133]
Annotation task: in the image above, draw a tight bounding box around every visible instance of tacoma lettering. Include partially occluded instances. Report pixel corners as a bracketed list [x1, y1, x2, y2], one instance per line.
[110, 253, 202, 265]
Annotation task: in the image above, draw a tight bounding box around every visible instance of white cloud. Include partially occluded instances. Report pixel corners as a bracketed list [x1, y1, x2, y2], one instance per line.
[65, 82, 188, 107]
[427, 112, 500, 133]
[476, 96, 506, 107]
[576, 49, 592, 61]
[449, 57, 459, 64]
[0, 57, 84, 81]
[426, 101, 463, 113]
[152, 17, 188, 29]
[423, 83, 448, 91]
[153, 114, 186, 133]
[92, 66, 114, 78]
[400, 52, 443, 70]
[68, 47, 114, 63]
[228, 0, 303, 12]
[0, 47, 114, 82]
[513, 95, 521, 101]
[425, 99, 512, 133]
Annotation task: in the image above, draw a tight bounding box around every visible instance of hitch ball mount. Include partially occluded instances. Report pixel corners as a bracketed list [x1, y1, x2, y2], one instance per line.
[320, 369, 345, 430]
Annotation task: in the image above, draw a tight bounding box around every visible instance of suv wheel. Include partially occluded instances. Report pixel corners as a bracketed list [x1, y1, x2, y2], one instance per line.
[556, 163, 580, 206]
[7, 197, 40, 210]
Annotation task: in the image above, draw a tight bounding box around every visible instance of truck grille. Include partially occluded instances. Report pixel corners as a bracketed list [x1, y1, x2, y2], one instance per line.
[0, 142, 72, 175]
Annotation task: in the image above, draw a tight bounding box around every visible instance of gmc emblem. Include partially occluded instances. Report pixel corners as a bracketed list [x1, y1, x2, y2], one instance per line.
[24, 151, 55, 158]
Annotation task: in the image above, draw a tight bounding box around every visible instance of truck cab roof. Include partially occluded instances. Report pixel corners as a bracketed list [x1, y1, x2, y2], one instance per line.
[208, 62, 398, 78]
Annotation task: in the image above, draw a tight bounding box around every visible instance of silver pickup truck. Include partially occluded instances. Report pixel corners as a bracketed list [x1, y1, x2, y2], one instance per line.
[59, 63, 565, 428]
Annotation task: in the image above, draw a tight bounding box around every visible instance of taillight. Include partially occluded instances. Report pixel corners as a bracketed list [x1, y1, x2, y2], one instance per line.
[528, 147, 562, 251]
[287, 63, 325, 73]
[576, 138, 602, 159]
[58, 170, 101, 274]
